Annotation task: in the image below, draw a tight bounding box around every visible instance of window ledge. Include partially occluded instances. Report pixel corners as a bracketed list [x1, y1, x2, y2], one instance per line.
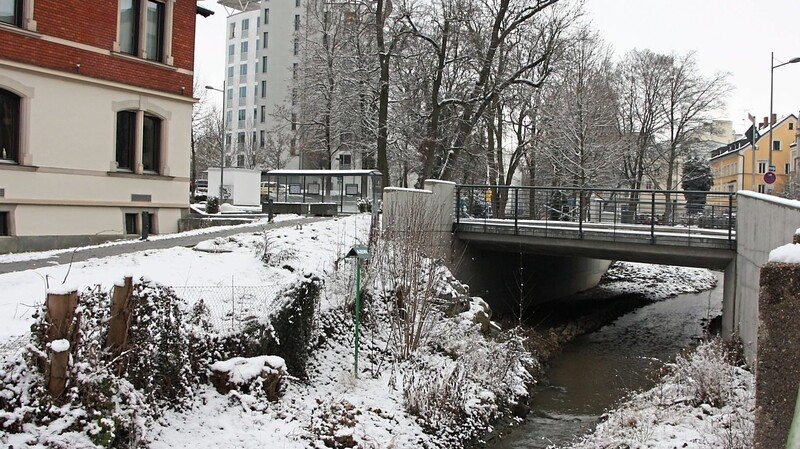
[0, 22, 41, 39]
[110, 51, 177, 71]
[0, 162, 37, 172]
[107, 171, 175, 181]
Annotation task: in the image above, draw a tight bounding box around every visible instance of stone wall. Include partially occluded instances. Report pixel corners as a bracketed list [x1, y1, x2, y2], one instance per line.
[755, 261, 800, 448]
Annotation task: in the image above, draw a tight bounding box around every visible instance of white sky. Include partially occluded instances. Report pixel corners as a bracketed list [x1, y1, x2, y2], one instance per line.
[194, 0, 800, 135]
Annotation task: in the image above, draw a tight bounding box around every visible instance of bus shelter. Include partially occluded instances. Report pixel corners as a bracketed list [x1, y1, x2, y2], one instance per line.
[263, 169, 383, 214]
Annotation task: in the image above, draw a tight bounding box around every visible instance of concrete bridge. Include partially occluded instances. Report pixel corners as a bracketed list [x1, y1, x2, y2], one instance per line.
[384, 180, 800, 365]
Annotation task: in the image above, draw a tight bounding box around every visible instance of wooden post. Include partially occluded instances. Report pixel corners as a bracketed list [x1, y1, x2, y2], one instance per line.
[106, 277, 134, 356]
[45, 290, 79, 399]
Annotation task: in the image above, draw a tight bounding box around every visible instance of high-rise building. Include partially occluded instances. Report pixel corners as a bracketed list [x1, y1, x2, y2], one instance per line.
[219, 0, 303, 170]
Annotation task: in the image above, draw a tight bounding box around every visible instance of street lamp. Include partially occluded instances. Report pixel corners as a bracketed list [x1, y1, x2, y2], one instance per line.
[205, 83, 226, 202]
[768, 53, 800, 183]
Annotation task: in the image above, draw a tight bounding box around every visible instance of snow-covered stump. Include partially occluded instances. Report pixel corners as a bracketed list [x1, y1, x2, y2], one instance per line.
[44, 288, 79, 399]
[755, 238, 800, 449]
[106, 277, 133, 359]
[209, 356, 287, 401]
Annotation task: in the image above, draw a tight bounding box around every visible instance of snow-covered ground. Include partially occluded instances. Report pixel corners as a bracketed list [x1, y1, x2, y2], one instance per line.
[0, 215, 756, 448]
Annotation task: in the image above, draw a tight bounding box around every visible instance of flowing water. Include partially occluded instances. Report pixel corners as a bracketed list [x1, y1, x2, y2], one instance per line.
[494, 271, 724, 449]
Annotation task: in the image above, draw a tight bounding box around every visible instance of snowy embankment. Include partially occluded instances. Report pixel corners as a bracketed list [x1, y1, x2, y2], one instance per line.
[0, 214, 533, 449]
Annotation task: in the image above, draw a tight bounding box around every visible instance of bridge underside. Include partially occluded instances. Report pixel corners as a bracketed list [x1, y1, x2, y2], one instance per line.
[456, 232, 735, 269]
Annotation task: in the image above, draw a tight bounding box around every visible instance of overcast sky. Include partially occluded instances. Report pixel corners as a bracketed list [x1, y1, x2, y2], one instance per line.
[194, 0, 800, 135]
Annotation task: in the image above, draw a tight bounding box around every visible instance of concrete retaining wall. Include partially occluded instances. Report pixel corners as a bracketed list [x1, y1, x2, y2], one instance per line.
[735, 192, 800, 364]
[755, 262, 800, 448]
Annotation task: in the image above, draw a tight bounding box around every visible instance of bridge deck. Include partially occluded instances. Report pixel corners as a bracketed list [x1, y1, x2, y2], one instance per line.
[455, 219, 736, 269]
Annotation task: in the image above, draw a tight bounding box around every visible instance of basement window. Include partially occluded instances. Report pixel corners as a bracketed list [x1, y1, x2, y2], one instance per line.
[0, 211, 8, 236]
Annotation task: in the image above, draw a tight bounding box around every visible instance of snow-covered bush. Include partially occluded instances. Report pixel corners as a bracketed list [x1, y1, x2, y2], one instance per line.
[668, 338, 741, 408]
[124, 281, 195, 408]
[568, 338, 753, 449]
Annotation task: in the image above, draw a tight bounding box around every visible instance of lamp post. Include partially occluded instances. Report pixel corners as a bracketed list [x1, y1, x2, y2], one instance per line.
[205, 83, 226, 202]
[768, 53, 800, 186]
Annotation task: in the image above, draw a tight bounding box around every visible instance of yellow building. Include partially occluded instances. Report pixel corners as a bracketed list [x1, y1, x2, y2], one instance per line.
[710, 114, 798, 197]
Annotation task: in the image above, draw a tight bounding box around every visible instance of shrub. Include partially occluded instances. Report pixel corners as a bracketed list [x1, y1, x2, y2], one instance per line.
[206, 196, 220, 214]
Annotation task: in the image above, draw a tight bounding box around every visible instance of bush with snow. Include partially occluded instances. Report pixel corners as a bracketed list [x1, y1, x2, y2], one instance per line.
[567, 337, 754, 449]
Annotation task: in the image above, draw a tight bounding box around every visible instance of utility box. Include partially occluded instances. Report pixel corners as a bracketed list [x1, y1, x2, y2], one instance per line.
[207, 168, 261, 206]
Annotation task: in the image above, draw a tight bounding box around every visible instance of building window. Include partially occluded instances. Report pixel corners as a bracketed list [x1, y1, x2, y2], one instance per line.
[293, 63, 298, 79]
[238, 109, 246, 121]
[262, 56, 267, 73]
[0, 211, 8, 236]
[261, 80, 266, 98]
[227, 66, 234, 80]
[119, 0, 168, 63]
[237, 154, 245, 167]
[229, 22, 235, 38]
[260, 105, 265, 123]
[115, 111, 136, 170]
[225, 133, 231, 145]
[239, 63, 247, 77]
[142, 114, 161, 172]
[773, 140, 781, 151]
[291, 88, 297, 106]
[291, 113, 297, 131]
[227, 44, 234, 63]
[239, 86, 246, 98]
[0, 88, 20, 163]
[340, 153, 352, 167]
[758, 184, 766, 194]
[290, 137, 296, 156]
[226, 110, 232, 124]
[240, 41, 248, 56]
[263, 32, 268, 48]
[758, 161, 767, 174]
[0, 0, 22, 26]
[116, 110, 161, 173]
[293, 37, 299, 55]
[790, 122, 795, 130]
[241, 18, 249, 35]
[294, 14, 300, 31]
[786, 163, 791, 174]
[124, 213, 138, 234]
[263, 8, 269, 24]
[260, 130, 265, 147]
[295, 0, 300, 7]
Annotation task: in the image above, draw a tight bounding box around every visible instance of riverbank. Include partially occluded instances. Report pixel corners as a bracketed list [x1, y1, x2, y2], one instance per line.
[486, 261, 724, 448]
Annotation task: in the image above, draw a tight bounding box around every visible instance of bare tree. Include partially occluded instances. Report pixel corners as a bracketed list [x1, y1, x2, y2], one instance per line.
[542, 27, 620, 190]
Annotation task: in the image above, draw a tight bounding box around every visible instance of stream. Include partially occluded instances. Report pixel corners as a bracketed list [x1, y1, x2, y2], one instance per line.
[494, 271, 723, 448]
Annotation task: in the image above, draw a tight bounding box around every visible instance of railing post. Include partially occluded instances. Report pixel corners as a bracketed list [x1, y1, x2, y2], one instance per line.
[728, 193, 734, 248]
[456, 185, 461, 225]
[578, 189, 584, 239]
[514, 186, 519, 235]
[650, 191, 656, 244]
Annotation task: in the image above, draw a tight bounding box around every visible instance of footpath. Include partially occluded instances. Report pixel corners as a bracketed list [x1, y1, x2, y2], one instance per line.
[0, 217, 328, 274]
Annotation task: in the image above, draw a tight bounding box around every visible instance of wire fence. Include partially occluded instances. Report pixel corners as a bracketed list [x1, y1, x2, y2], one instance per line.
[171, 284, 283, 334]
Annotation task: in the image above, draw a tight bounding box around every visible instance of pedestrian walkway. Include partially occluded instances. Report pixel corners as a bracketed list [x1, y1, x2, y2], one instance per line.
[0, 217, 328, 274]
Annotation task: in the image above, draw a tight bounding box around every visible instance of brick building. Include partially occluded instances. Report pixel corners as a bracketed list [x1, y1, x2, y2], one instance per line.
[0, 0, 212, 252]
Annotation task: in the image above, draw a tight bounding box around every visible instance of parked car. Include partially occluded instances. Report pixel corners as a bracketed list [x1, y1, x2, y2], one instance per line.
[260, 181, 286, 196]
[194, 179, 208, 201]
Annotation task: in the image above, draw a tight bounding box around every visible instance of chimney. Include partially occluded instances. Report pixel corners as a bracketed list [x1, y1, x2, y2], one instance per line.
[761, 116, 769, 129]
[771, 113, 777, 125]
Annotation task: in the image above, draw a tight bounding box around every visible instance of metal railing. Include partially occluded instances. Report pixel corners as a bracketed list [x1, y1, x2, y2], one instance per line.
[454, 185, 737, 248]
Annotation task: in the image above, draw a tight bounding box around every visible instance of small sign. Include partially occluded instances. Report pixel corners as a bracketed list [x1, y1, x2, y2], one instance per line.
[346, 245, 371, 260]
[345, 184, 359, 196]
[764, 171, 776, 184]
[289, 183, 302, 194]
[307, 183, 320, 195]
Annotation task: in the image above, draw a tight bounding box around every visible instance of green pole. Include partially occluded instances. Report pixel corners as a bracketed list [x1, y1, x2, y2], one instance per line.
[787, 384, 800, 449]
[354, 259, 361, 377]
